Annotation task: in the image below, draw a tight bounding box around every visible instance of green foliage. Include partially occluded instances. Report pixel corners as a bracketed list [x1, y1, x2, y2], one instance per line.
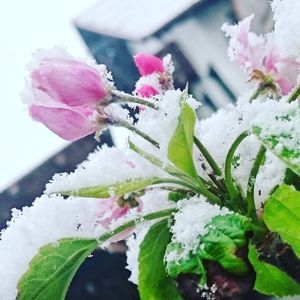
[252, 107, 300, 176]
[284, 168, 300, 190]
[138, 219, 182, 300]
[168, 191, 190, 202]
[165, 214, 253, 287]
[248, 244, 300, 297]
[168, 94, 197, 179]
[58, 177, 159, 198]
[17, 208, 176, 300]
[17, 238, 97, 300]
[264, 184, 300, 258]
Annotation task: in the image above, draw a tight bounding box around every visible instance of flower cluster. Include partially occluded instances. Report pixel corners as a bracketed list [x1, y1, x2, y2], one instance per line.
[222, 14, 300, 96]
[1, 1, 300, 300]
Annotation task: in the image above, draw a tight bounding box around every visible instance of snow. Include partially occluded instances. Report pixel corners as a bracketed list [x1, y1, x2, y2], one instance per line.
[0, 194, 105, 300]
[165, 196, 230, 262]
[197, 95, 287, 206]
[272, 0, 300, 58]
[46, 145, 167, 194]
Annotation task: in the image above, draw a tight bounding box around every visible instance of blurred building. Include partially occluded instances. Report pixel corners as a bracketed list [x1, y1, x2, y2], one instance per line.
[0, 0, 272, 299]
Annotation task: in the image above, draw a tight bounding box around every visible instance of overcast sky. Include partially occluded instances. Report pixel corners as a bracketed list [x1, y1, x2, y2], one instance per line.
[0, 0, 97, 191]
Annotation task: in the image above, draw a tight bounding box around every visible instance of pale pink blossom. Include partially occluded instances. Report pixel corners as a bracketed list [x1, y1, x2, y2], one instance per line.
[29, 104, 99, 141]
[97, 197, 142, 242]
[24, 48, 111, 141]
[222, 15, 300, 95]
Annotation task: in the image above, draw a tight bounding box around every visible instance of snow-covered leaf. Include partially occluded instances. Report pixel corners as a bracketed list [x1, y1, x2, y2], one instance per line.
[57, 177, 160, 198]
[252, 105, 300, 176]
[165, 214, 253, 286]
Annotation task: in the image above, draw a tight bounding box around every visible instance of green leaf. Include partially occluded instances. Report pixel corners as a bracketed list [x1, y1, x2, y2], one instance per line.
[138, 219, 182, 300]
[168, 96, 197, 179]
[251, 106, 300, 176]
[200, 214, 252, 275]
[164, 213, 253, 287]
[284, 168, 300, 190]
[248, 243, 300, 297]
[58, 177, 160, 198]
[165, 242, 207, 286]
[17, 208, 176, 300]
[264, 184, 300, 258]
[17, 238, 97, 300]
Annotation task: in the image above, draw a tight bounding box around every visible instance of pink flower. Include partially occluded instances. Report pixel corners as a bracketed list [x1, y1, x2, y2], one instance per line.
[134, 53, 165, 76]
[29, 104, 99, 141]
[24, 48, 111, 141]
[133, 53, 174, 98]
[222, 15, 265, 71]
[97, 196, 142, 242]
[222, 15, 300, 95]
[136, 85, 159, 98]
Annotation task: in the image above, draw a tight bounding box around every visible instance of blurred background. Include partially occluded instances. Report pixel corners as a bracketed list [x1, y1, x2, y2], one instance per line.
[1, 0, 296, 299]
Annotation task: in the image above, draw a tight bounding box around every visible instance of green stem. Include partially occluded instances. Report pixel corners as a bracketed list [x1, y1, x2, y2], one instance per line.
[202, 177, 223, 196]
[224, 131, 249, 206]
[153, 178, 201, 193]
[250, 86, 265, 102]
[114, 120, 160, 148]
[194, 136, 222, 176]
[250, 76, 276, 102]
[129, 139, 222, 205]
[98, 208, 176, 243]
[111, 90, 159, 109]
[288, 84, 300, 103]
[246, 145, 266, 219]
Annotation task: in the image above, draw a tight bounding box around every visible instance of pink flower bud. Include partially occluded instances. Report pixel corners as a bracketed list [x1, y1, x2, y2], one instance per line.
[29, 104, 99, 141]
[136, 85, 159, 98]
[24, 48, 112, 141]
[96, 196, 142, 242]
[134, 53, 165, 76]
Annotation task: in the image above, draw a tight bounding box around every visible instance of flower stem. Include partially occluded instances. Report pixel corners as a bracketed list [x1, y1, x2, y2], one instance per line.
[224, 132, 249, 208]
[97, 208, 176, 243]
[246, 145, 266, 219]
[114, 120, 160, 148]
[250, 86, 265, 102]
[288, 84, 300, 102]
[128, 139, 222, 205]
[152, 178, 201, 193]
[111, 90, 159, 109]
[194, 136, 222, 176]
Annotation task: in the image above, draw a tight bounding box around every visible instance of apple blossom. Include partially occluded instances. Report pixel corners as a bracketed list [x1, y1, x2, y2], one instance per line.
[23, 48, 112, 141]
[134, 53, 165, 76]
[97, 196, 142, 242]
[134, 53, 174, 98]
[222, 15, 300, 95]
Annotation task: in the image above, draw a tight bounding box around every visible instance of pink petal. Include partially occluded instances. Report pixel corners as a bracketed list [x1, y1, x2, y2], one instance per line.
[31, 59, 107, 106]
[29, 104, 99, 141]
[134, 53, 165, 76]
[137, 85, 159, 98]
